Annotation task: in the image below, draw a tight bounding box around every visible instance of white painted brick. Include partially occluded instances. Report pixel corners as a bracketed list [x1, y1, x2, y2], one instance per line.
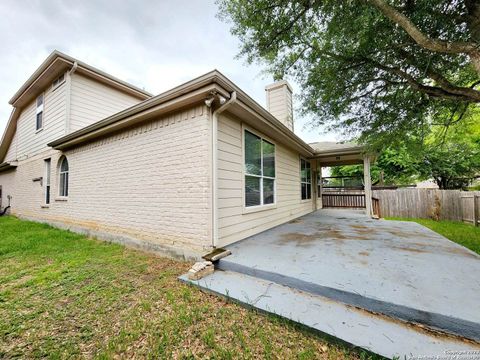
[0, 103, 212, 256]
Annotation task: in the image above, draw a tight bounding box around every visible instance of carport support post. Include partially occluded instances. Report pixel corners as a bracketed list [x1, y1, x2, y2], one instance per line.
[363, 155, 373, 217]
[318, 165, 323, 209]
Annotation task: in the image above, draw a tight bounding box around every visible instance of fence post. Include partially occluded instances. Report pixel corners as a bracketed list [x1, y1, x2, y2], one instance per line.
[474, 195, 479, 227]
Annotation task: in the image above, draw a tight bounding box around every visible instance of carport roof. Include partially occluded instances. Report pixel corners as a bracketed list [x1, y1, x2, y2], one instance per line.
[309, 141, 363, 154]
[309, 141, 368, 166]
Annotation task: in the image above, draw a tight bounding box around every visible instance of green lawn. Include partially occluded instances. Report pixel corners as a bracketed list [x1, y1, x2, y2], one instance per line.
[386, 217, 480, 255]
[0, 216, 372, 359]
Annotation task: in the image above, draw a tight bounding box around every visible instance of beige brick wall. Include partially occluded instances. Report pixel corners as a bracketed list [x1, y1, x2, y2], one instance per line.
[1, 104, 211, 259]
[0, 169, 15, 209]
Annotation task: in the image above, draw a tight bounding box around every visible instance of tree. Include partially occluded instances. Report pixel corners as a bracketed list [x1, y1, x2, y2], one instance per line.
[420, 112, 480, 188]
[420, 141, 480, 189]
[217, 0, 480, 147]
[330, 146, 421, 186]
[331, 115, 480, 189]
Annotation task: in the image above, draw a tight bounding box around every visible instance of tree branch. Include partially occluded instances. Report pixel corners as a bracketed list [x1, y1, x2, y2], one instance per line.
[394, 47, 480, 101]
[367, 0, 479, 55]
[321, 49, 480, 102]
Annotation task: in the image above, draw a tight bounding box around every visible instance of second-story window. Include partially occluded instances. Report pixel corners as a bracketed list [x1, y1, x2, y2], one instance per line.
[52, 74, 65, 90]
[36, 94, 44, 131]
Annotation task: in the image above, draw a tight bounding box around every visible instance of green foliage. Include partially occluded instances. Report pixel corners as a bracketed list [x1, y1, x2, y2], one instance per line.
[217, 0, 480, 148]
[386, 218, 480, 255]
[331, 146, 421, 185]
[332, 111, 480, 188]
[420, 141, 480, 189]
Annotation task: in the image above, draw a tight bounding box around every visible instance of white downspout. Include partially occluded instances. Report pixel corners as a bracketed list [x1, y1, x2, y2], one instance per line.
[65, 61, 78, 134]
[210, 91, 237, 248]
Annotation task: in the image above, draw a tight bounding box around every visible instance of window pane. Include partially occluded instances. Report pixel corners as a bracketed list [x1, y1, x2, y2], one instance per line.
[306, 183, 311, 199]
[244, 131, 261, 175]
[300, 159, 306, 182]
[60, 173, 65, 196]
[306, 161, 311, 184]
[36, 112, 43, 130]
[301, 183, 307, 200]
[263, 178, 274, 204]
[45, 160, 51, 185]
[262, 140, 275, 178]
[245, 176, 260, 207]
[37, 95, 43, 107]
[61, 158, 69, 172]
[65, 173, 68, 196]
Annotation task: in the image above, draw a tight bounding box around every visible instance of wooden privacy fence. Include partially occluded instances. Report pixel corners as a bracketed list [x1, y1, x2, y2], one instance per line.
[461, 194, 480, 226]
[371, 189, 480, 225]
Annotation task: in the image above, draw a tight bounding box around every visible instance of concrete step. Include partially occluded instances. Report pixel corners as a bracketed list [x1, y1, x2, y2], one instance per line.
[180, 270, 480, 358]
[218, 258, 480, 343]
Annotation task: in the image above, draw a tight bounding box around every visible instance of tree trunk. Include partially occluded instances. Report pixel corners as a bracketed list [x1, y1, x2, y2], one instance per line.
[465, 0, 480, 74]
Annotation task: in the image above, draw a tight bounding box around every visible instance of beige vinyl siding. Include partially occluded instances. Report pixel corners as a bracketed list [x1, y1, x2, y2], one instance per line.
[4, 131, 17, 162]
[14, 82, 67, 159]
[70, 73, 143, 132]
[216, 113, 313, 247]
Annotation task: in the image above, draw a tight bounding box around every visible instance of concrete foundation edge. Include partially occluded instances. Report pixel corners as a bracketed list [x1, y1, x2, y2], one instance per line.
[14, 214, 205, 261]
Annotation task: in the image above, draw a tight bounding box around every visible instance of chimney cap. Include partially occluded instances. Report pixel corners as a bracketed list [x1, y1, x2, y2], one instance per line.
[265, 79, 293, 93]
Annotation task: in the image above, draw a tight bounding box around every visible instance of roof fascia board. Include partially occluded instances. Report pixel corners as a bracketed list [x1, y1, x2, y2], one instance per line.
[48, 70, 317, 155]
[0, 161, 17, 173]
[313, 147, 365, 157]
[74, 64, 151, 99]
[9, 56, 73, 105]
[232, 99, 314, 156]
[10, 51, 152, 106]
[49, 83, 227, 150]
[0, 108, 20, 163]
[211, 72, 315, 155]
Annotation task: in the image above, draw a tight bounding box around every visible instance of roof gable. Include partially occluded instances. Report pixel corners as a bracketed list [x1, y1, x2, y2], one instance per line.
[0, 51, 153, 163]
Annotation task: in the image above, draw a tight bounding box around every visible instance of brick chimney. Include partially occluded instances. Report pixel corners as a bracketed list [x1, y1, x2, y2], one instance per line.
[265, 80, 294, 131]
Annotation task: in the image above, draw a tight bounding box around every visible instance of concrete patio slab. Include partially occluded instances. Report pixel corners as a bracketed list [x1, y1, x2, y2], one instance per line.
[180, 271, 480, 358]
[181, 209, 480, 356]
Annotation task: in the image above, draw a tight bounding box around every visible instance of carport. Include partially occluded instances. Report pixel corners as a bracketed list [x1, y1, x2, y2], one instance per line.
[309, 142, 377, 217]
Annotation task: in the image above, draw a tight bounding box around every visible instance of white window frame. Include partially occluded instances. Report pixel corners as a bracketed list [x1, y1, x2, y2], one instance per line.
[242, 126, 277, 213]
[35, 93, 44, 131]
[52, 73, 66, 90]
[44, 158, 51, 206]
[300, 158, 312, 201]
[58, 157, 69, 198]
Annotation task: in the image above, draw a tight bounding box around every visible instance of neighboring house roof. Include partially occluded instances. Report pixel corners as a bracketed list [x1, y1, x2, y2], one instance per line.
[415, 180, 439, 189]
[0, 50, 152, 163]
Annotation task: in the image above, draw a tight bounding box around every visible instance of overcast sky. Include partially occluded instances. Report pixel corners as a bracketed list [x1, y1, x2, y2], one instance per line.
[0, 0, 337, 143]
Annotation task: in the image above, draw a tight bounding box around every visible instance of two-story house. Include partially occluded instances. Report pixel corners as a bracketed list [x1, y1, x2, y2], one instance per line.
[0, 51, 372, 259]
